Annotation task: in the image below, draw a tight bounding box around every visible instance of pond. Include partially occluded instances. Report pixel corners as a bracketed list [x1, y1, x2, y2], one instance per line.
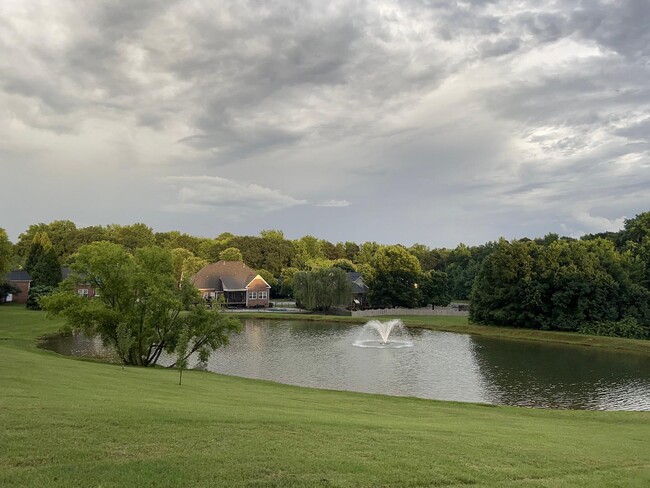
[40, 319, 650, 411]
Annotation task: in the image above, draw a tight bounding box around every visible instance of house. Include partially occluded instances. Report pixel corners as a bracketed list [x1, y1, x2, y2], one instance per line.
[61, 268, 98, 298]
[3, 268, 97, 303]
[347, 272, 369, 309]
[4, 270, 32, 303]
[192, 261, 271, 308]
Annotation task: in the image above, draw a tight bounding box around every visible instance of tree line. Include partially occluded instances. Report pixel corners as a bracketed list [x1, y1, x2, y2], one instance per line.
[1, 211, 649, 339]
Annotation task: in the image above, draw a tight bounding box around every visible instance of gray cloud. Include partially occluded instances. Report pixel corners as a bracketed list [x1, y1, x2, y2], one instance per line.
[0, 0, 648, 245]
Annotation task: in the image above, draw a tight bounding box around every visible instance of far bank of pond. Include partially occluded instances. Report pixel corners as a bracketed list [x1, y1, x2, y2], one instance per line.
[41, 318, 650, 411]
[227, 311, 650, 355]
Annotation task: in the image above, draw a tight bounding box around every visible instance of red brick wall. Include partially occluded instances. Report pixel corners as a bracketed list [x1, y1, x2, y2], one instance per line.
[75, 285, 97, 298]
[8, 281, 30, 304]
[247, 277, 270, 308]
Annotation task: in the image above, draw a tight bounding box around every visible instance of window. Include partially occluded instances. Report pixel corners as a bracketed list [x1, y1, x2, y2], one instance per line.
[78, 288, 89, 297]
[259, 291, 267, 300]
[249, 291, 257, 300]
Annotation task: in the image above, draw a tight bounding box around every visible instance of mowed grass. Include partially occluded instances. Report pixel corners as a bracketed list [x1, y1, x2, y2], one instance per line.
[1, 305, 649, 487]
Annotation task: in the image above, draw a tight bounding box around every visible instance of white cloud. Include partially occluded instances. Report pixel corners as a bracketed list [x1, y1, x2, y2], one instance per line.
[317, 200, 351, 208]
[164, 176, 308, 214]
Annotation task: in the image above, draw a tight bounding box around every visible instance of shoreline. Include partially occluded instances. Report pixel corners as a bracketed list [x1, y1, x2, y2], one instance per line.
[226, 311, 650, 355]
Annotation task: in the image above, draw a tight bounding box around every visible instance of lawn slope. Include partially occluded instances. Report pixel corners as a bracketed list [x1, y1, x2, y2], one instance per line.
[1, 305, 649, 487]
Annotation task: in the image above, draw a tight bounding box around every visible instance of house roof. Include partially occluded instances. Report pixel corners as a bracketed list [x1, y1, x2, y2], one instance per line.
[192, 261, 269, 291]
[5, 270, 31, 282]
[346, 272, 368, 294]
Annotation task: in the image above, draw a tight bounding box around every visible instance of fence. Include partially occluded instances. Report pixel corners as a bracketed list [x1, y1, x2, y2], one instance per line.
[350, 305, 468, 318]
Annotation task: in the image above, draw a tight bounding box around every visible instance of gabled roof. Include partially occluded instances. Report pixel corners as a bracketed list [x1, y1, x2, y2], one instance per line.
[192, 261, 267, 291]
[346, 272, 368, 294]
[5, 270, 31, 282]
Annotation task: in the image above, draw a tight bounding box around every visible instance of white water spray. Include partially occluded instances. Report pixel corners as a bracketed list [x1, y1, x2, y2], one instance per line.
[353, 319, 413, 348]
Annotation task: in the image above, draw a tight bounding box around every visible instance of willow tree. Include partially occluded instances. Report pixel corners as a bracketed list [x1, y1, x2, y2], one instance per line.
[42, 242, 241, 366]
[292, 267, 350, 311]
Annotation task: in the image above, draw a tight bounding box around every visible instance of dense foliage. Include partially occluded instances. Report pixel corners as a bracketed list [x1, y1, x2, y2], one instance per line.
[42, 242, 242, 366]
[7, 210, 650, 338]
[470, 237, 650, 338]
[292, 267, 351, 311]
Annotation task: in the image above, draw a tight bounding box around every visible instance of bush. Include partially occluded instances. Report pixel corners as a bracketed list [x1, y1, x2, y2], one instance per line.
[25, 285, 55, 310]
[579, 318, 649, 340]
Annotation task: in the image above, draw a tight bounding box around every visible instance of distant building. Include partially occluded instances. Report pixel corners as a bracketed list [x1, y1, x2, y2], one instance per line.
[4, 270, 32, 303]
[192, 261, 271, 308]
[3, 268, 97, 303]
[347, 272, 369, 309]
[61, 268, 98, 298]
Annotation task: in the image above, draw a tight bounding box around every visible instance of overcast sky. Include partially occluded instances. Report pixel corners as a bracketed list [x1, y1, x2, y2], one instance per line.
[1, 0, 648, 247]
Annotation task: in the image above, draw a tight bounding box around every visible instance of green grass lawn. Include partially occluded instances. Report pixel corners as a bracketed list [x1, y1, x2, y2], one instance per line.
[1, 305, 649, 487]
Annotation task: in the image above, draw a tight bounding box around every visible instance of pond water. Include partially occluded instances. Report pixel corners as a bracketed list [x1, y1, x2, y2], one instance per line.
[40, 319, 650, 411]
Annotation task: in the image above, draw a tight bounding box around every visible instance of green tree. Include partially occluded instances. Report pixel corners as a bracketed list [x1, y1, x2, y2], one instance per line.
[279, 267, 299, 297]
[259, 229, 284, 240]
[42, 242, 241, 366]
[367, 246, 422, 308]
[292, 236, 325, 269]
[470, 238, 650, 337]
[292, 268, 351, 311]
[25, 232, 54, 274]
[107, 223, 156, 251]
[24, 232, 61, 306]
[219, 247, 244, 262]
[26, 285, 56, 310]
[419, 270, 451, 307]
[0, 228, 13, 277]
[332, 258, 357, 272]
[15, 220, 80, 263]
[30, 247, 61, 288]
[619, 212, 650, 287]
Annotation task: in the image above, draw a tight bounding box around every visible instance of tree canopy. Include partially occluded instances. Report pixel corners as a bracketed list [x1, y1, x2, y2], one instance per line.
[42, 242, 241, 366]
[0, 228, 12, 277]
[219, 247, 244, 262]
[367, 245, 423, 308]
[292, 267, 350, 311]
[470, 238, 650, 338]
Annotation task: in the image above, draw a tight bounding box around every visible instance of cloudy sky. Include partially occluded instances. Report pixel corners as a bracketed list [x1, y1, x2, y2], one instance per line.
[1, 0, 648, 247]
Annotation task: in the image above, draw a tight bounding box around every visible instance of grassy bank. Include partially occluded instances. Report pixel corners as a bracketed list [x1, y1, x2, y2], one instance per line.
[1, 305, 649, 487]
[229, 311, 650, 355]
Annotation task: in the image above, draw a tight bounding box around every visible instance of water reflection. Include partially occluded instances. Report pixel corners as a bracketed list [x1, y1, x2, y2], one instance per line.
[472, 336, 650, 410]
[40, 319, 650, 410]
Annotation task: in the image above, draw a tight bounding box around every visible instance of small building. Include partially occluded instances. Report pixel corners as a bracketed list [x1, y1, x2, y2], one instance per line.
[61, 268, 98, 298]
[4, 270, 32, 303]
[347, 272, 369, 309]
[192, 261, 271, 308]
[3, 268, 97, 303]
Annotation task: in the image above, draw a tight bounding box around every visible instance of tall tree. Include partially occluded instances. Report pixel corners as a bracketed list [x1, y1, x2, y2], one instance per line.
[0, 228, 17, 304]
[0, 228, 12, 277]
[42, 242, 242, 366]
[219, 247, 244, 262]
[419, 270, 451, 307]
[367, 245, 422, 308]
[292, 268, 351, 311]
[107, 223, 156, 251]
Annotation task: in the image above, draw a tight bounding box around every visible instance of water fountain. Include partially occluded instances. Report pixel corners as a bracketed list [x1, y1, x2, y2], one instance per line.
[353, 319, 414, 348]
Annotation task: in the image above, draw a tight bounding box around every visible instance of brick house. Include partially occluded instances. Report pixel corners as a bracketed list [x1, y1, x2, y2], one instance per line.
[3, 268, 97, 303]
[61, 268, 98, 298]
[4, 270, 32, 303]
[192, 261, 271, 308]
